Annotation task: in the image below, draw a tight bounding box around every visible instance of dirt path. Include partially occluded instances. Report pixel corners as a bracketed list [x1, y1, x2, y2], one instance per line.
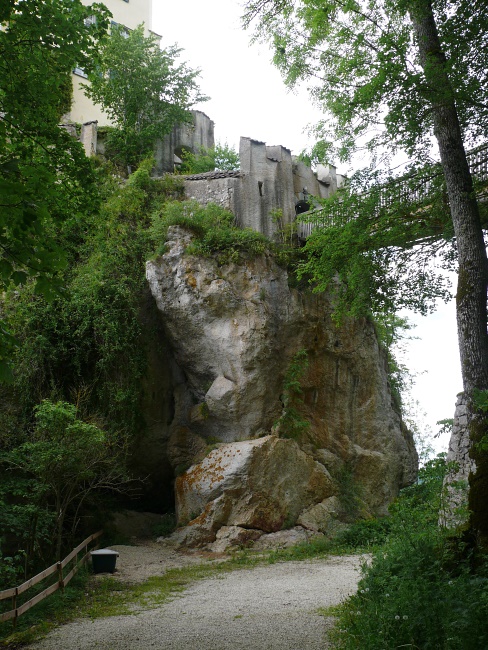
[27, 544, 364, 650]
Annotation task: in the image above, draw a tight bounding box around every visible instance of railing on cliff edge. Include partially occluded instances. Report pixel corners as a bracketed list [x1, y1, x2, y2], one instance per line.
[0, 530, 103, 627]
[297, 141, 488, 240]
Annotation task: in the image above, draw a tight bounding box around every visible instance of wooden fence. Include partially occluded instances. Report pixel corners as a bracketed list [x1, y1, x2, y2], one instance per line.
[0, 530, 103, 627]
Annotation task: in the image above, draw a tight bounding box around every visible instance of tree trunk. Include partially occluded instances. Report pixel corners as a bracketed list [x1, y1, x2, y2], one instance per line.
[409, 0, 488, 541]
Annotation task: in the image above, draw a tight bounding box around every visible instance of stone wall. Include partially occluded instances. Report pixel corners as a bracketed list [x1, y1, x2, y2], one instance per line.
[184, 136, 346, 241]
[441, 393, 475, 527]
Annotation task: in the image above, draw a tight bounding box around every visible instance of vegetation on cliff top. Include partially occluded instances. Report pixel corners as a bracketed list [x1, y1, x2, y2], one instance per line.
[84, 25, 206, 172]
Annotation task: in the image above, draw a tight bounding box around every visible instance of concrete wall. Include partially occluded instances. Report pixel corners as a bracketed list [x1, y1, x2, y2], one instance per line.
[237, 138, 296, 239]
[154, 111, 215, 174]
[184, 136, 345, 241]
[184, 173, 241, 216]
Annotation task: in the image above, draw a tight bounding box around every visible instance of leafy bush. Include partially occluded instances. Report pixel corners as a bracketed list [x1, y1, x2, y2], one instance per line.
[274, 349, 310, 439]
[179, 142, 239, 174]
[151, 200, 270, 263]
[333, 517, 392, 550]
[331, 455, 488, 649]
[0, 160, 180, 575]
[2, 401, 131, 562]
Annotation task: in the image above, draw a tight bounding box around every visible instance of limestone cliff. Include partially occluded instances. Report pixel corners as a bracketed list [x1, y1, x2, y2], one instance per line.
[146, 226, 418, 548]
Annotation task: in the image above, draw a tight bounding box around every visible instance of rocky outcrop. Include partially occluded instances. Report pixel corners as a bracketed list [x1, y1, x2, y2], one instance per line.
[146, 226, 418, 547]
[175, 436, 334, 538]
[441, 393, 474, 527]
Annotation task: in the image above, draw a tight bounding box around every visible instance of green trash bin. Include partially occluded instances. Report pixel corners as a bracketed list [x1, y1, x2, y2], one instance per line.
[90, 549, 119, 574]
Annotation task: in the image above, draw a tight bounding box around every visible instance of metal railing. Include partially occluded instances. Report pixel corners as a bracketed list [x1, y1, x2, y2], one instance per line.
[298, 142, 488, 237]
[0, 530, 103, 627]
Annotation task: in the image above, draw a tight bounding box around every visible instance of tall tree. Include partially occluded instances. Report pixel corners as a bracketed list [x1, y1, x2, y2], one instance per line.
[243, 0, 488, 540]
[84, 25, 207, 171]
[0, 0, 111, 377]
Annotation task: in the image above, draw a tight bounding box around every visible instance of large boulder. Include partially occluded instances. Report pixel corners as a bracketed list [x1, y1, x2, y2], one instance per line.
[175, 436, 335, 542]
[146, 226, 418, 544]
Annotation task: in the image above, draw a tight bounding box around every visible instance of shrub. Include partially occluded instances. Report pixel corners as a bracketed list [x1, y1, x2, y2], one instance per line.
[331, 455, 488, 649]
[151, 200, 270, 263]
[333, 517, 392, 550]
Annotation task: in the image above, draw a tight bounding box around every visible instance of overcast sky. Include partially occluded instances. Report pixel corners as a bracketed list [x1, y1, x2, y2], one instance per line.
[152, 0, 462, 454]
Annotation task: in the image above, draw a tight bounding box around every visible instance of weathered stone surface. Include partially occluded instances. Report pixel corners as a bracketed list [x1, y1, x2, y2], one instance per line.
[297, 496, 345, 535]
[441, 393, 474, 526]
[175, 436, 334, 536]
[146, 226, 418, 545]
[252, 527, 323, 550]
[207, 526, 263, 553]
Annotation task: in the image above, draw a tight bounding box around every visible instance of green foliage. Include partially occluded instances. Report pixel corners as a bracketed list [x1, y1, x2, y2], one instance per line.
[2, 400, 131, 562]
[374, 313, 417, 410]
[179, 142, 240, 174]
[3, 161, 170, 436]
[336, 463, 366, 522]
[85, 25, 207, 171]
[473, 388, 488, 413]
[330, 455, 488, 649]
[0, 160, 181, 574]
[270, 208, 299, 247]
[297, 140, 333, 168]
[244, 1, 488, 160]
[275, 349, 310, 439]
[333, 517, 392, 550]
[472, 389, 488, 451]
[0, 0, 111, 374]
[151, 200, 271, 264]
[296, 169, 455, 321]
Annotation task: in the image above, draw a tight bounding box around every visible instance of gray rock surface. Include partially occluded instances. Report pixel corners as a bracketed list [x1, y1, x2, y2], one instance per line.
[146, 226, 417, 544]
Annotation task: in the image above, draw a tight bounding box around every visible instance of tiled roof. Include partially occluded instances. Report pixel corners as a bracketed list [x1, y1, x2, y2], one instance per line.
[184, 170, 242, 181]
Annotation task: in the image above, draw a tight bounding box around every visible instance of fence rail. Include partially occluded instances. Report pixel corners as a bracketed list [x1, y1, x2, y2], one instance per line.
[0, 530, 103, 627]
[298, 141, 488, 237]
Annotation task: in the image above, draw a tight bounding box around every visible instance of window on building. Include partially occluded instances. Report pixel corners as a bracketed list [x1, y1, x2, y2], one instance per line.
[73, 16, 96, 77]
[111, 20, 130, 38]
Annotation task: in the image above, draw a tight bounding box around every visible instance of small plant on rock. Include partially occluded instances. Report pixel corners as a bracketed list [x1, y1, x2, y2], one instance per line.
[275, 349, 310, 439]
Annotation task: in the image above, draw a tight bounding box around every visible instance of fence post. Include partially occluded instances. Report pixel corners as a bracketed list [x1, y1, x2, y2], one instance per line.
[57, 562, 64, 593]
[12, 587, 18, 629]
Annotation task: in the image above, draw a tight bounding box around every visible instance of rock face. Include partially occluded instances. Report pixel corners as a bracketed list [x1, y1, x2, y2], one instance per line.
[441, 393, 474, 527]
[146, 226, 418, 547]
[176, 436, 334, 534]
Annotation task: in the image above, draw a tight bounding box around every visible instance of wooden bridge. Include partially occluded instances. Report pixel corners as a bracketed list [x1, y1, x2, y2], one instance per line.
[297, 142, 488, 239]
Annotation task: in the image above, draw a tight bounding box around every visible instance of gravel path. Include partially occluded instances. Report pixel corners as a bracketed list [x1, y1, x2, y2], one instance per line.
[27, 545, 364, 650]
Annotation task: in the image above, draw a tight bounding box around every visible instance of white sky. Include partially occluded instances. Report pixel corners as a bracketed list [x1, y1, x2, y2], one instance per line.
[152, 0, 462, 453]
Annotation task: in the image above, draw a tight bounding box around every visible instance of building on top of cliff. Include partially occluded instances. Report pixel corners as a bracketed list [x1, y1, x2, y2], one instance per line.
[184, 136, 346, 241]
[66, 1, 215, 167]
[68, 0, 155, 126]
[79, 116, 343, 240]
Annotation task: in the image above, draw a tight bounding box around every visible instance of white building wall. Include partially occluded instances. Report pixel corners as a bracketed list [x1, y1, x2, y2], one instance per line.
[69, 0, 153, 125]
